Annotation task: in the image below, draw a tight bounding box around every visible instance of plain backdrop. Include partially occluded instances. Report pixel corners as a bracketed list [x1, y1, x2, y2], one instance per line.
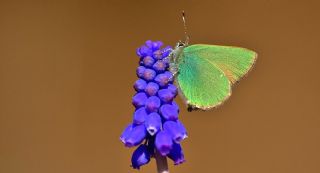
[0, 0, 319, 173]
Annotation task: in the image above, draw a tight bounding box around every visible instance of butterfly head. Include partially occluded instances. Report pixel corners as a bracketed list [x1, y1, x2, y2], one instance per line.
[166, 41, 186, 76]
[170, 41, 186, 62]
[177, 40, 186, 47]
[168, 10, 190, 65]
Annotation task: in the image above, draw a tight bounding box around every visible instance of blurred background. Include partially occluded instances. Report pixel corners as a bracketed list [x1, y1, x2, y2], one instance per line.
[0, 0, 319, 173]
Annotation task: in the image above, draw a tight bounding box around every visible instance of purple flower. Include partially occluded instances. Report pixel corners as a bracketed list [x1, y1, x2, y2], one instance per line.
[132, 92, 148, 108]
[172, 101, 180, 113]
[164, 71, 174, 83]
[131, 144, 151, 169]
[153, 50, 163, 60]
[138, 45, 152, 57]
[134, 79, 147, 92]
[160, 104, 179, 121]
[153, 60, 167, 73]
[154, 73, 170, 87]
[120, 124, 133, 144]
[136, 47, 142, 57]
[142, 68, 156, 81]
[161, 46, 173, 58]
[121, 40, 188, 169]
[177, 120, 187, 135]
[152, 41, 163, 51]
[133, 107, 148, 125]
[158, 89, 175, 103]
[145, 96, 161, 113]
[155, 130, 173, 156]
[122, 124, 147, 147]
[145, 82, 159, 96]
[168, 143, 185, 165]
[136, 66, 146, 78]
[145, 112, 162, 136]
[163, 121, 187, 143]
[142, 56, 155, 67]
[167, 84, 178, 96]
[145, 40, 153, 48]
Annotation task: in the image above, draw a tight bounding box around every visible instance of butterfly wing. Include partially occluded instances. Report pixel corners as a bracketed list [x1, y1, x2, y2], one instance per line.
[176, 48, 232, 109]
[184, 44, 257, 84]
[176, 44, 257, 109]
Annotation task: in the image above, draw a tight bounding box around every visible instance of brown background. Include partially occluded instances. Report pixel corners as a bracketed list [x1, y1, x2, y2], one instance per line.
[0, 0, 319, 173]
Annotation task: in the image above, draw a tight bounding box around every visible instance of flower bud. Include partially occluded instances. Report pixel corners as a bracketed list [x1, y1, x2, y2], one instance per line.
[136, 66, 146, 78]
[162, 57, 170, 65]
[152, 41, 163, 51]
[163, 121, 187, 143]
[132, 92, 148, 108]
[168, 143, 185, 165]
[172, 101, 180, 113]
[152, 60, 167, 73]
[145, 112, 162, 136]
[120, 123, 133, 143]
[153, 50, 163, 60]
[155, 130, 173, 156]
[176, 120, 187, 136]
[145, 40, 153, 48]
[145, 82, 159, 96]
[160, 104, 179, 120]
[145, 96, 161, 113]
[142, 56, 155, 67]
[158, 89, 174, 103]
[143, 68, 156, 81]
[161, 46, 172, 58]
[131, 144, 151, 169]
[133, 107, 148, 125]
[139, 45, 152, 57]
[136, 47, 142, 57]
[154, 73, 170, 87]
[167, 84, 177, 96]
[123, 124, 147, 147]
[134, 79, 147, 92]
[164, 71, 174, 83]
[121, 40, 188, 169]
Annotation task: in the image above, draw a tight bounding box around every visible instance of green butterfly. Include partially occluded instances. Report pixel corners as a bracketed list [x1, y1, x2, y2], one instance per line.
[168, 41, 257, 111]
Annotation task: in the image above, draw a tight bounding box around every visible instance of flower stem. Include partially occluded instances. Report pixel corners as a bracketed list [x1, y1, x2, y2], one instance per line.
[155, 151, 169, 173]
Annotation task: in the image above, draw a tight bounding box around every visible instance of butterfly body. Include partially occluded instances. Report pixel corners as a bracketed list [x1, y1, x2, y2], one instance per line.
[169, 42, 257, 110]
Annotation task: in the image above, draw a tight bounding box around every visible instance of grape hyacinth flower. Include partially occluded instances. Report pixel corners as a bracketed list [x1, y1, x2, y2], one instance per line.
[120, 40, 187, 171]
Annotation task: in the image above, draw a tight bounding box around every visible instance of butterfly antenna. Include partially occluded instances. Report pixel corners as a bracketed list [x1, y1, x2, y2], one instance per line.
[182, 10, 190, 45]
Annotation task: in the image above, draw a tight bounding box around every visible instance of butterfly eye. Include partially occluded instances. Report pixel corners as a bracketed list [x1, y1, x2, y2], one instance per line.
[176, 41, 185, 48]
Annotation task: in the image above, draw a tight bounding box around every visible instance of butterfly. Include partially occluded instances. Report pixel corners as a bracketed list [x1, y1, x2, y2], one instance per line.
[167, 12, 257, 112]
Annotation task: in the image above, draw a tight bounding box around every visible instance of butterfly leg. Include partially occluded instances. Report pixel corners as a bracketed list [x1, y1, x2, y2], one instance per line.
[169, 63, 179, 77]
[187, 104, 199, 112]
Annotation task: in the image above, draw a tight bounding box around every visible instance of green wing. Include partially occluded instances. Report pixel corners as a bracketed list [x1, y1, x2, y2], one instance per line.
[176, 44, 257, 109]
